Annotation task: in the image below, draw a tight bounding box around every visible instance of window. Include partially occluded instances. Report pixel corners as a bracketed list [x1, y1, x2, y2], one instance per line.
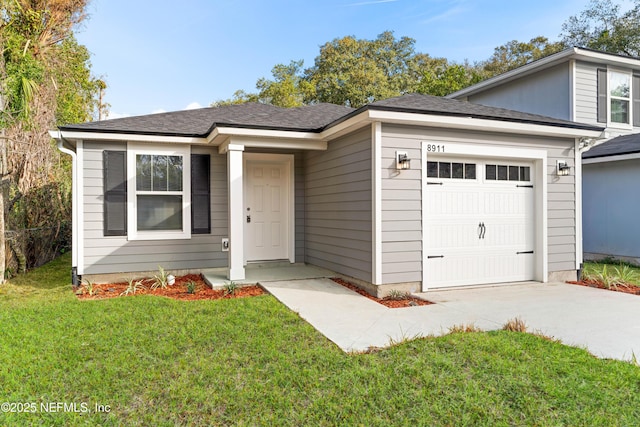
[135, 155, 184, 231]
[427, 161, 476, 179]
[485, 164, 531, 182]
[127, 145, 191, 240]
[609, 71, 630, 124]
[598, 69, 640, 127]
[103, 148, 211, 239]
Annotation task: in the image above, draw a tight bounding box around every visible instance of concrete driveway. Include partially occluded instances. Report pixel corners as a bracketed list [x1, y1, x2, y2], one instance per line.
[262, 279, 640, 361]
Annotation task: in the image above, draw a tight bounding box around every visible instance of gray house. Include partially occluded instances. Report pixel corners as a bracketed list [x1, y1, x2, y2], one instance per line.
[449, 47, 640, 265]
[52, 93, 602, 295]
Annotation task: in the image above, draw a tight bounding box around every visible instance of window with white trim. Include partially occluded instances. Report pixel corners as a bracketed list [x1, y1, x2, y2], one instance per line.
[598, 68, 640, 128]
[609, 70, 631, 125]
[127, 145, 191, 240]
[136, 154, 184, 231]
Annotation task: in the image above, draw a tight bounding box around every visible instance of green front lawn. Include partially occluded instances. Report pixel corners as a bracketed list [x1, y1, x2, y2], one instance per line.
[1, 254, 639, 426]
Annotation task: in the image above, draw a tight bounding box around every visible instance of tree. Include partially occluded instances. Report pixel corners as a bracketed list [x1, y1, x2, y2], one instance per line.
[1, 0, 99, 280]
[416, 61, 484, 96]
[481, 36, 565, 77]
[255, 60, 315, 108]
[304, 31, 423, 107]
[211, 89, 259, 107]
[560, 0, 640, 57]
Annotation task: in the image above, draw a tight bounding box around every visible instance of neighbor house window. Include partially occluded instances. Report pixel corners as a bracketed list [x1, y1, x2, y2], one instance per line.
[609, 70, 631, 124]
[598, 68, 640, 127]
[127, 145, 191, 240]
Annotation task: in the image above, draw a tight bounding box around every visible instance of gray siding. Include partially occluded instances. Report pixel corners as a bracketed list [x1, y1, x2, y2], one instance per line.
[467, 63, 571, 120]
[304, 128, 372, 282]
[574, 60, 599, 125]
[381, 125, 578, 284]
[82, 141, 228, 274]
[583, 159, 640, 258]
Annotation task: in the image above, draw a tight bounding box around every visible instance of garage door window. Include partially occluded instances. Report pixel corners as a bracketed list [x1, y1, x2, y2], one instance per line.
[427, 161, 476, 179]
[486, 164, 530, 182]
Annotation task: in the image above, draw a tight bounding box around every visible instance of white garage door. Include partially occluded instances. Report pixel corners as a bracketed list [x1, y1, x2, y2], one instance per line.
[425, 158, 536, 288]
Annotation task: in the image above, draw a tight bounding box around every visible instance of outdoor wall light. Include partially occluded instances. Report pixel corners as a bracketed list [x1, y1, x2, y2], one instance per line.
[557, 160, 571, 176]
[396, 151, 411, 170]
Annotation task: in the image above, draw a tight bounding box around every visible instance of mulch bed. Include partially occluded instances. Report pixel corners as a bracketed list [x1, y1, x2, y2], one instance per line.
[76, 274, 267, 301]
[331, 277, 433, 308]
[567, 279, 640, 295]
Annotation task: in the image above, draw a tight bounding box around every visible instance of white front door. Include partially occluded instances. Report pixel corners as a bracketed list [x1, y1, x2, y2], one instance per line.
[245, 157, 291, 262]
[425, 158, 536, 288]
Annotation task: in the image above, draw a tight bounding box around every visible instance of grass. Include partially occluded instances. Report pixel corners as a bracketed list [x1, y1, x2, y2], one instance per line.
[1, 254, 639, 426]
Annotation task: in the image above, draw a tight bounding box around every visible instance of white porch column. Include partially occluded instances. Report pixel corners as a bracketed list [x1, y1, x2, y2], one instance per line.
[226, 143, 245, 280]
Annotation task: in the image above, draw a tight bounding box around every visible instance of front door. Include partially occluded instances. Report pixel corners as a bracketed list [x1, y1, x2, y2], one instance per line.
[245, 157, 291, 261]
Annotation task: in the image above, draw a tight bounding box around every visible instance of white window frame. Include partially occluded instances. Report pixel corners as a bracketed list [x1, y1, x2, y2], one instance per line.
[127, 143, 191, 240]
[607, 67, 633, 129]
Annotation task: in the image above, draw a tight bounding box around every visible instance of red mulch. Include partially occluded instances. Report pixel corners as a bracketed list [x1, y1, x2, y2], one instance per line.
[567, 279, 640, 295]
[331, 277, 433, 308]
[76, 274, 266, 301]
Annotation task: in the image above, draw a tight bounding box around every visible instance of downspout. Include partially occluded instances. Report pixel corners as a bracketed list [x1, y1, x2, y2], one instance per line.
[54, 131, 80, 286]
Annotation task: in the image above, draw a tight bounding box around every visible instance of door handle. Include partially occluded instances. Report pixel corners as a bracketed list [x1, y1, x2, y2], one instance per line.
[247, 215, 251, 223]
[478, 222, 486, 239]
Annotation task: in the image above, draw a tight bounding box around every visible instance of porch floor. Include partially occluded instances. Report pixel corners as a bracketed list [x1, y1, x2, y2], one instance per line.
[201, 262, 335, 287]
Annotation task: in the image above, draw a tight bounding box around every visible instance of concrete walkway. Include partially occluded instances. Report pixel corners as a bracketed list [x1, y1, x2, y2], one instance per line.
[262, 279, 640, 361]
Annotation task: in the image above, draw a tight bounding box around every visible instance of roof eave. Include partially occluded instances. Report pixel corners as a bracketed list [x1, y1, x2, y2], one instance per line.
[449, 47, 640, 100]
[583, 151, 640, 163]
[364, 108, 603, 139]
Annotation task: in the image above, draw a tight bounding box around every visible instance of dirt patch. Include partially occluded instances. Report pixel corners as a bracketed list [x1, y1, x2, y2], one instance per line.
[567, 279, 640, 295]
[77, 274, 267, 301]
[331, 278, 433, 308]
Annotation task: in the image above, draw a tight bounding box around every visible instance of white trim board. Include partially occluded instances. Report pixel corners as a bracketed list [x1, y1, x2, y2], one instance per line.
[583, 152, 640, 164]
[76, 140, 85, 275]
[371, 122, 383, 285]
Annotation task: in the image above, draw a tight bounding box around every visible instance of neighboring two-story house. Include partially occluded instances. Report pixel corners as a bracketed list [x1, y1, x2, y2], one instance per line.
[449, 47, 640, 265]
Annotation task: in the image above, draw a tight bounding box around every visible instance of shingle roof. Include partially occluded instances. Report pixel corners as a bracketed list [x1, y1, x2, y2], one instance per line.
[359, 93, 602, 131]
[59, 93, 602, 137]
[583, 133, 640, 159]
[60, 102, 355, 137]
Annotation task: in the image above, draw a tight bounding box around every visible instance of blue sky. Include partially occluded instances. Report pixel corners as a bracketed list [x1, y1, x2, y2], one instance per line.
[75, 0, 624, 119]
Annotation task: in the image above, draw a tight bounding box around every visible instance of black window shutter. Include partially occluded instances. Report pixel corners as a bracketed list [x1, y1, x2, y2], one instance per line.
[191, 154, 211, 234]
[103, 151, 127, 236]
[633, 74, 640, 126]
[597, 69, 608, 123]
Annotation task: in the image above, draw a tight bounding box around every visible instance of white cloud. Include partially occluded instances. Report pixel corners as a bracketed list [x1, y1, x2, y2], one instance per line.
[420, 4, 467, 25]
[104, 111, 130, 120]
[184, 102, 203, 110]
[151, 108, 167, 114]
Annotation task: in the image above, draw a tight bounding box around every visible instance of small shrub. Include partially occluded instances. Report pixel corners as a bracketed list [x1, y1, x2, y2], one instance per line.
[121, 278, 146, 296]
[503, 317, 527, 333]
[385, 289, 410, 300]
[583, 263, 639, 290]
[448, 323, 481, 333]
[613, 265, 640, 287]
[186, 280, 197, 294]
[151, 266, 169, 290]
[82, 279, 97, 296]
[223, 281, 238, 296]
